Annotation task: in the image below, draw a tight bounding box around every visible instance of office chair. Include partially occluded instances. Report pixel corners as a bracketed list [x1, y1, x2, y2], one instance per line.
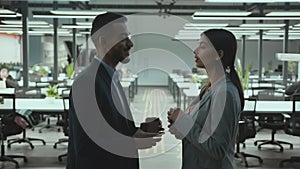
[279, 94, 300, 167]
[235, 98, 263, 167]
[249, 87, 276, 99]
[7, 109, 46, 149]
[39, 84, 61, 133]
[5, 88, 46, 149]
[257, 89, 286, 101]
[15, 87, 44, 99]
[254, 90, 293, 152]
[53, 96, 69, 162]
[254, 113, 293, 152]
[0, 93, 28, 168]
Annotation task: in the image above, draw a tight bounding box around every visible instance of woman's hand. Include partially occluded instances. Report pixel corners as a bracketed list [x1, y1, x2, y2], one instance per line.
[167, 108, 182, 128]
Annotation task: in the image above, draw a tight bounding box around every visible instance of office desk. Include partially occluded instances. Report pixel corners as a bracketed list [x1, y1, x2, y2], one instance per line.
[244, 100, 300, 113]
[0, 88, 15, 94]
[121, 77, 136, 101]
[0, 98, 67, 114]
[183, 89, 200, 110]
[176, 82, 198, 108]
[120, 82, 132, 103]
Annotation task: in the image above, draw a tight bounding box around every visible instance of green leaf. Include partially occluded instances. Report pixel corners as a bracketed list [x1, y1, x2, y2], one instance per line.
[46, 84, 60, 99]
[66, 63, 75, 79]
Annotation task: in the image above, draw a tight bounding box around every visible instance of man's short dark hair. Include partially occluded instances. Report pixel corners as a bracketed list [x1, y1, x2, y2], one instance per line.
[91, 12, 127, 37]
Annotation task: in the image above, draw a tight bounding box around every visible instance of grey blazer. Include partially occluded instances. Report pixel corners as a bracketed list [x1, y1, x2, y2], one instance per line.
[173, 75, 241, 169]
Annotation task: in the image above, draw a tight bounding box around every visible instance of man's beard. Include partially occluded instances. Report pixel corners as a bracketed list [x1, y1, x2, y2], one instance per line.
[121, 57, 130, 64]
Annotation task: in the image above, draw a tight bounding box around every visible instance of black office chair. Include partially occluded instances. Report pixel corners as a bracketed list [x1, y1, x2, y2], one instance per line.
[15, 87, 45, 99]
[53, 96, 69, 162]
[7, 109, 46, 149]
[249, 87, 276, 99]
[0, 93, 28, 168]
[254, 112, 293, 152]
[235, 98, 263, 167]
[254, 90, 293, 152]
[279, 94, 300, 167]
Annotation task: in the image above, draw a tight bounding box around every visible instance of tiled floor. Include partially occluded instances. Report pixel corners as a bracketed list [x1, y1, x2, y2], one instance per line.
[1, 86, 300, 169]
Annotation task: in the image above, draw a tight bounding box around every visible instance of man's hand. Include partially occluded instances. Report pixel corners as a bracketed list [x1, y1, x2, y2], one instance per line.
[140, 117, 164, 134]
[134, 129, 162, 149]
[14, 116, 28, 129]
[134, 137, 161, 149]
[134, 128, 162, 138]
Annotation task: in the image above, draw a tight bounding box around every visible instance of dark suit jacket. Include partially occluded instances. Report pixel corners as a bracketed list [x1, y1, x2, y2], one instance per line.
[67, 59, 139, 169]
[0, 75, 19, 88]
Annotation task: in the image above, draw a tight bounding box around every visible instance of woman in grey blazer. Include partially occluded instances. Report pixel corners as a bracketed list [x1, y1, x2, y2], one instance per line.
[168, 29, 245, 169]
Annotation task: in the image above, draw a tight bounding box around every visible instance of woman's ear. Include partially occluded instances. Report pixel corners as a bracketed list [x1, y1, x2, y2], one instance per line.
[218, 50, 224, 59]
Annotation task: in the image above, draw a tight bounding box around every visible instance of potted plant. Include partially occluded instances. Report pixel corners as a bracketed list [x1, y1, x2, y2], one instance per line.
[45, 84, 60, 102]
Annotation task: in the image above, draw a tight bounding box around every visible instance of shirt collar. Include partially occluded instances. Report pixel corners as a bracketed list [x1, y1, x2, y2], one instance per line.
[94, 57, 119, 80]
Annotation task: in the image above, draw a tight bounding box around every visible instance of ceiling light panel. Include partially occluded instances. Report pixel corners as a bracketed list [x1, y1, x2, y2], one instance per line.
[192, 16, 300, 20]
[33, 11, 106, 18]
[193, 11, 251, 16]
[2, 20, 49, 25]
[240, 23, 286, 27]
[184, 23, 229, 29]
[267, 11, 300, 16]
[50, 10, 106, 15]
[61, 24, 92, 29]
[0, 9, 15, 14]
[76, 22, 92, 26]
[206, 0, 300, 3]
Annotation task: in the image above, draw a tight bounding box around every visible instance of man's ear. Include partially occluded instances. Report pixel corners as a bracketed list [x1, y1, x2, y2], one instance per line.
[218, 50, 224, 59]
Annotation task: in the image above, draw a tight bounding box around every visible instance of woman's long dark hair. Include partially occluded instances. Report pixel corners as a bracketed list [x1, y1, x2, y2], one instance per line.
[203, 29, 245, 110]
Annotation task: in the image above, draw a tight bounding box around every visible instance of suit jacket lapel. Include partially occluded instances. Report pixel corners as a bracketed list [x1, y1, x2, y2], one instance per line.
[96, 60, 136, 132]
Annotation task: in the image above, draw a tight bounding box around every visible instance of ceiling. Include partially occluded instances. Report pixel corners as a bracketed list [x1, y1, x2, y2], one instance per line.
[1, 0, 300, 40]
[2, 0, 300, 16]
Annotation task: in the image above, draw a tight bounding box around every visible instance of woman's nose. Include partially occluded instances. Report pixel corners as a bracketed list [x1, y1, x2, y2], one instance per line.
[127, 39, 133, 48]
[193, 49, 198, 55]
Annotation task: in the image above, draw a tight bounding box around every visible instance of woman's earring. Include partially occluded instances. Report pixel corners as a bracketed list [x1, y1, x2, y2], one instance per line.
[226, 66, 231, 73]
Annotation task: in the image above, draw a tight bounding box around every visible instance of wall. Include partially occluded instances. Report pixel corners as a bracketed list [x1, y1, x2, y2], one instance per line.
[0, 33, 21, 63]
[1, 31, 300, 86]
[29, 36, 43, 66]
[237, 39, 299, 72]
[117, 33, 194, 86]
[42, 35, 85, 70]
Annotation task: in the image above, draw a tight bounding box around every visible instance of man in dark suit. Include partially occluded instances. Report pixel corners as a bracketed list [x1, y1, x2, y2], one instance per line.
[67, 12, 162, 169]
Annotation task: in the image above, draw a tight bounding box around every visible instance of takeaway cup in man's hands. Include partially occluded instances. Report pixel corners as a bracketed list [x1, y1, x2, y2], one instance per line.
[140, 117, 164, 133]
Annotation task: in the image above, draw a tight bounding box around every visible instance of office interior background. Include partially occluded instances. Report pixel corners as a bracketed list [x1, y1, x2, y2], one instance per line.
[1, 0, 300, 169]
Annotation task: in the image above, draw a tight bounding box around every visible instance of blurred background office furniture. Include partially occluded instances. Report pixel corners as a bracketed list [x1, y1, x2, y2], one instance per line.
[254, 89, 293, 152]
[0, 93, 27, 168]
[254, 113, 293, 152]
[235, 98, 263, 167]
[7, 109, 46, 149]
[54, 96, 69, 162]
[280, 94, 300, 167]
